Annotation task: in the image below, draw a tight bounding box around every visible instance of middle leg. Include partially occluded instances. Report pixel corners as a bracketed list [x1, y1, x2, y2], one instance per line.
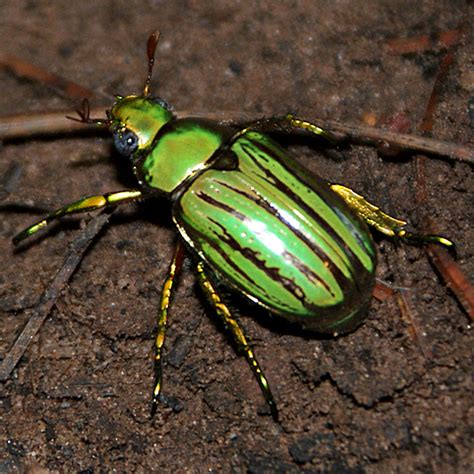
[151, 241, 186, 416]
[196, 262, 278, 421]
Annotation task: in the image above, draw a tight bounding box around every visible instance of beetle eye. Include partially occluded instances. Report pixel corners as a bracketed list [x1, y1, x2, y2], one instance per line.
[114, 129, 139, 156]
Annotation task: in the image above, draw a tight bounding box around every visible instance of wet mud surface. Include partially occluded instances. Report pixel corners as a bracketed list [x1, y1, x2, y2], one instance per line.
[0, 1, 472, 472]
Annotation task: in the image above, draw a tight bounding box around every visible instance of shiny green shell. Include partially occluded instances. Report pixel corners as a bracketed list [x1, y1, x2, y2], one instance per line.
[111, 97, 377, 334]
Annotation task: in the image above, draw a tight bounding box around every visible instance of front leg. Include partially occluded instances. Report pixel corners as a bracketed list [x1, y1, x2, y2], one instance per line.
[13, 190, 145, 244]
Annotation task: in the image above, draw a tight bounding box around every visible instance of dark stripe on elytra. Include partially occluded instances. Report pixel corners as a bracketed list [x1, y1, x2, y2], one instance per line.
[235, 141, 363, 289]
[332, 203, 376, 261]
[174, 201, 272, 300]
[192, 224, 271, 299]
[214, 179, 341, 298]
[329, 204, 375, 293]
[206, 216, 309, 306]
[238, 140, 367, 286]
[282, 251, 335, 297]
[180, 194, 270, 291]
[196, 191, 247, 222]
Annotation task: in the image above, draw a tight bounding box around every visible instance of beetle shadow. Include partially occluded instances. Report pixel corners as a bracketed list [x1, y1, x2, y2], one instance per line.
[4, 126, 109, 148]
[69, 141, 140, 189]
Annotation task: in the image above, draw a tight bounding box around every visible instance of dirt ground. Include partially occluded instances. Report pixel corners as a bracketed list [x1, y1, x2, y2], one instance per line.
[0, 1, 472, 472]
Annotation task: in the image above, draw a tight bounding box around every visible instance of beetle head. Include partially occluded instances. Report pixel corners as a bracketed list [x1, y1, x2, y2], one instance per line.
[109, 95, 173, 157]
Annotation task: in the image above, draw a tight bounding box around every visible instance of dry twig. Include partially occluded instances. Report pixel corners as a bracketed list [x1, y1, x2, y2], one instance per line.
[1, 107, 473, 164]
[0, 211, 111, 381]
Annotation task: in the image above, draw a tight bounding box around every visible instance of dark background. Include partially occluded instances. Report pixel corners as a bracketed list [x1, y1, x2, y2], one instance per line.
[0, 1, 472, 472]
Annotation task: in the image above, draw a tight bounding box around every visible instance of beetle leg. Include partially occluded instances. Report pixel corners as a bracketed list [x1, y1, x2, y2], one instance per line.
[284, 114, 335, 141]
[330, 184, 454, 249]
[227, 114, 334, 144]
[196, 262, 279, 421]
[13, 189, 145, 244]
[151, 241, 185, 417]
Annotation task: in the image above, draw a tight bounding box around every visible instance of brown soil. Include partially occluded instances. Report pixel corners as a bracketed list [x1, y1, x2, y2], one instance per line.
[0, 1, 472, 472]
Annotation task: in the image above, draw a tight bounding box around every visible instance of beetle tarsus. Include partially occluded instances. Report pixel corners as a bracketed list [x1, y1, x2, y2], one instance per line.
[150, 395, 160, 419]
[269, 400, 279, 422]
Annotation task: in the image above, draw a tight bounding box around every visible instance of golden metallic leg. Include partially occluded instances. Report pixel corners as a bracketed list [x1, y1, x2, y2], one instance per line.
[151, 242, 185, 417]
[285, 113, 334, 141]
[330, 184, 454, 249]
[196, 262, 278, 421]
[13, 189, 144, 244]
[226, 113, 334, 145]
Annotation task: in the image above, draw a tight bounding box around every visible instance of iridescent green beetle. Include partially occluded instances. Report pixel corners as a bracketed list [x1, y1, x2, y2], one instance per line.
[14, 33, 453, 420]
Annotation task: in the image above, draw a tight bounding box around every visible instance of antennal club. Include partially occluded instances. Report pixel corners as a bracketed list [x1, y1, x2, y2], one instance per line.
[143, 31, 160, 96]
[66, 98, 108, 126]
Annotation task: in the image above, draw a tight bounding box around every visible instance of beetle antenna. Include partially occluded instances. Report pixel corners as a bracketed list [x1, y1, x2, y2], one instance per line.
[66, 98, 109, 126]
[143, 31, 160, 96]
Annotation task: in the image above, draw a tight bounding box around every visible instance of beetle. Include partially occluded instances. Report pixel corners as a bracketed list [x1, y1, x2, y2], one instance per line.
[13, 33, 453, 421]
